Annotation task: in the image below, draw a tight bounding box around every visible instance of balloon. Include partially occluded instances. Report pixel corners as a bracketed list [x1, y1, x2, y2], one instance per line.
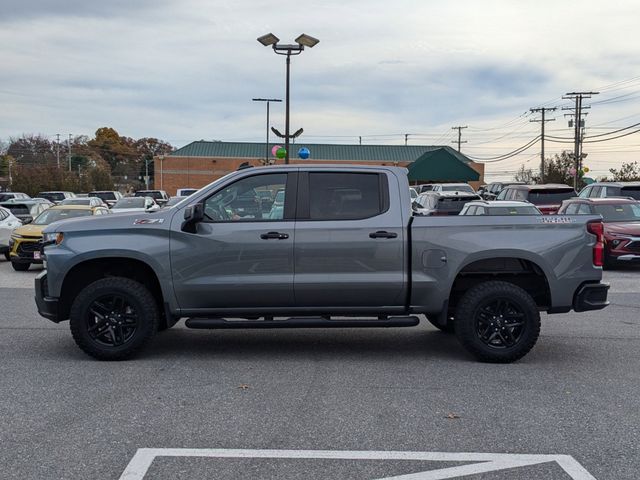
[276, 147, 287, 159]
[582, 166, 590, 173]
[271, 145, 282, 157]
[298, 147, 310, 159]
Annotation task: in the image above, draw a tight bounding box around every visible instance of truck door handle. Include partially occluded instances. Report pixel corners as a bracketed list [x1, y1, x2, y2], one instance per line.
[369, 231, 398, 239]
[260, 231, 289, 240]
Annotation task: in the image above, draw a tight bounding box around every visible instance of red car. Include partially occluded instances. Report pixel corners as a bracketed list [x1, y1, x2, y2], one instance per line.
[558, 197, 640, 266]
[496, 184, 577, 214]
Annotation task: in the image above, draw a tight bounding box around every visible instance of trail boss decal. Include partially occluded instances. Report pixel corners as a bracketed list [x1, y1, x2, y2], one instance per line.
[538, 216, 575, 224]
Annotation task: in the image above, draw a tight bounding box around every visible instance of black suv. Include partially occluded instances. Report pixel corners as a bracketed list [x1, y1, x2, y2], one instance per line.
[578, 181, 640, 200]
[482, 182, 526, 200]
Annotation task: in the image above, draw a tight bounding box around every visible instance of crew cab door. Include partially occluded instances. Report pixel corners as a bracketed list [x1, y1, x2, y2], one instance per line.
[293, 171, 406, 308]
[170, 172, 297, 310]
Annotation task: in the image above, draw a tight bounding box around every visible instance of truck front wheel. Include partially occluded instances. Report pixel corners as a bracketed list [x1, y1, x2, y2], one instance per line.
[69, 277, 159, 360]
[454, 281, 540, 363]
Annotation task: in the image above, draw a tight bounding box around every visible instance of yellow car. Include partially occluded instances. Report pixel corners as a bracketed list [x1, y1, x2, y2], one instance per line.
[9, 204, 110, 271]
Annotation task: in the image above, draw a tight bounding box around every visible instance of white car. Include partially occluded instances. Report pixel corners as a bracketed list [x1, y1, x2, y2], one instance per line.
[110, 197, 160, 214]
[0, 206, 22, 261]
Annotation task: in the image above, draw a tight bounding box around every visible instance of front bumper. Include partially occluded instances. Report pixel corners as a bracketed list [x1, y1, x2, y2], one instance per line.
[35, 271, 60, 323]
[10, 239, 44, 264]
[573, 282, 610, 312]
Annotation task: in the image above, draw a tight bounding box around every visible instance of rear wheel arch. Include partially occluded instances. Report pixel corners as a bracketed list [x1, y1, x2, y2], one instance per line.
[448, 256, 552, 315]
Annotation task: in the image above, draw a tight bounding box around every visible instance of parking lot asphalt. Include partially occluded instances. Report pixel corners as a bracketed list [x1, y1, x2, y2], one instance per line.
[0, 258, 639, 479]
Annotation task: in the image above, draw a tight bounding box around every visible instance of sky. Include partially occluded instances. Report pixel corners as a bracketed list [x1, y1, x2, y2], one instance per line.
[2, 0, 640, 181]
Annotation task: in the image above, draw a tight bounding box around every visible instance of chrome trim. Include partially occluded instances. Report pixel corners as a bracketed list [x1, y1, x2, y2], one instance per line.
[617, 254, 640, 261]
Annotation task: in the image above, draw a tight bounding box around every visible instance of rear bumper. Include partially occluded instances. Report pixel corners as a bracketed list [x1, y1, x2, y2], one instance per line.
[573, 282, 609, 312]
[34, 271, 60, 323]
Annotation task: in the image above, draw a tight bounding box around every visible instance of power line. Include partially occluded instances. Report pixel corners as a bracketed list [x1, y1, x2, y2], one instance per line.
[451, 126, 467, 152]
[465, 136, 541, 162]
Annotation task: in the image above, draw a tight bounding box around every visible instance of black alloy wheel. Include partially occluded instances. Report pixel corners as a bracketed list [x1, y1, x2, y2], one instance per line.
[474, 298, 525, 349]
[86, 294, 138, 348]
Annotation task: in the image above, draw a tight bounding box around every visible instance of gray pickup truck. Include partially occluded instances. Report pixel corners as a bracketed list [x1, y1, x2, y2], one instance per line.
[35, 165, 609, 363]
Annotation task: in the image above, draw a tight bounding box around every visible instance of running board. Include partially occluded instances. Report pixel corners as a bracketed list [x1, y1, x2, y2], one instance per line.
[185, 316, 420, 329]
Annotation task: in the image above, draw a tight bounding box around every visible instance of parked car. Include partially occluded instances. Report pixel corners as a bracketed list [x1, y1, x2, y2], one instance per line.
[37, 165, 608, 363]
[266, 189, 285, 219]
[176, 188, 198, 197]
[60, 197, 108, 208]
[36, 191, 76, 204]
[163, 196, 187, 207]
[414, 191, 481, 216]
[430, 183, 476, 194]
[111, 197, 160, 213]
[134, 190, 169, 205]
[558, 197, 640, 266]
[8, 204, 109, 271]
[482, 182, 526, 200]
[0, 206, 22, 261]
[577, 181, 640, 200]
[415, 184, 434, 194]
[0, 200, 51, 224]
[459, 200, 542, 216]
[0, 192, 30, 202]
[409, 187, 418, 201]
[496, 184, 577, 214]
[87, 191, 123, 208]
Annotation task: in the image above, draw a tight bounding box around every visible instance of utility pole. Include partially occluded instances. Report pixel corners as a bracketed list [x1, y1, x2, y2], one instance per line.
[358, 136, 362, 146]
[55, 133, 61, 168]
[404, 133, 410, 146]
[67, 134, 72, 172]
[562, 92, 598, 188]
[529, 107, 557, 183]
[451, 126, 467, 152]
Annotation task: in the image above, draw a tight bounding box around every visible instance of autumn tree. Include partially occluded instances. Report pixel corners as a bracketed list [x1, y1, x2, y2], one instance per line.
[609, 161, 640, 181]
[513, 165, 538, 183]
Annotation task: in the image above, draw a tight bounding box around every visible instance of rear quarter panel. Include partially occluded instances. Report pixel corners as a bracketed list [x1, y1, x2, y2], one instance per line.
[410, 215, 602, 313]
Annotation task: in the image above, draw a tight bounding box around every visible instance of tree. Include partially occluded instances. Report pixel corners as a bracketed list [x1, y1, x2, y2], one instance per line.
[542, 151, 586, 189]
[7, 134, 56, 167]
[514, 165, 538, 183]
[609, 161, 640, 181]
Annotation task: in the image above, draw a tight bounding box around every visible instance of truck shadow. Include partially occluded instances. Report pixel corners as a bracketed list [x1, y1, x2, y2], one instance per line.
[144, 326, 469, 362]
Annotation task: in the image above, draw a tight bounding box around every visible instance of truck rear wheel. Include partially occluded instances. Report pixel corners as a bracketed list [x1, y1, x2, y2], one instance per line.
[454, 281, 540, 363]
[69, 277, 158, 360]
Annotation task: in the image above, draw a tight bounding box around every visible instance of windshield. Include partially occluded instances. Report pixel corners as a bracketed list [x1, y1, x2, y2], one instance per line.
[135, 191, 162, 200]
[410, 188, 418, 199]
[441, 184, 475, 193]
[38, 192, 65, 202]
[90, 192, 116, 201]
[593, 203, 640, 222]
[113, 198, 147, 208]
[621, 187, 640, 200]
[33, 209, 92, 225]
[0, 194, 16, 202]
[488, 206, 540, 215]
[527, 189, 576, 205]
[61, 199, 91, 205]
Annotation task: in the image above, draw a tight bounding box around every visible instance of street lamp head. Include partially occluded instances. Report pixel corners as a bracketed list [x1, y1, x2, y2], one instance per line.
[295, 33, 319, 48]
[257, 33, 280, 46]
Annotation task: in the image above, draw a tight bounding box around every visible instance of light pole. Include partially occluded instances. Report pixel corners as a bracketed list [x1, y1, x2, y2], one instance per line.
[257, 33, 319, 164]
[252, 98, 282, 164]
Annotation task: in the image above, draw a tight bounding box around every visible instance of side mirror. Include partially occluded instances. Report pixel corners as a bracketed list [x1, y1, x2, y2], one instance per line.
[181, 203, 204, 233]
[23, 217, 33, 224]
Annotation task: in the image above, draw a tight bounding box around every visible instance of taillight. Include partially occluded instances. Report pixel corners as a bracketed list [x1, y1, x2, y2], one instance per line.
[587, 220, 604, 267]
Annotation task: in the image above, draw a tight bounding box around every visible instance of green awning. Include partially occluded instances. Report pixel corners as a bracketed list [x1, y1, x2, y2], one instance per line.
[407, 148, 480, 182]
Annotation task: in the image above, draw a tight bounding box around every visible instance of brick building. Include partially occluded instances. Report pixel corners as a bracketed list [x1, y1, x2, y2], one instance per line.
[154, 141, 484, 196]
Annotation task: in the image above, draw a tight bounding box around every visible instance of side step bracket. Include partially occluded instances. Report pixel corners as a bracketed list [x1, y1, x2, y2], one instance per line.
[185, 316, 420, 329]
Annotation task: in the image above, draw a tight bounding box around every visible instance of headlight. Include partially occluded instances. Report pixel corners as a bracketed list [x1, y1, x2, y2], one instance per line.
[43, 232, 64, 245]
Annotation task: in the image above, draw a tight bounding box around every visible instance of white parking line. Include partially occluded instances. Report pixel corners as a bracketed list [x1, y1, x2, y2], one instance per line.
[118, 448, 597, 480]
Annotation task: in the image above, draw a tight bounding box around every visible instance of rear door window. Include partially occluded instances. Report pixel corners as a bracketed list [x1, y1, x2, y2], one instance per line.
[589, 186, 602, 198]
[308, 173, 384, 220]
[621, 187, 640, 200]
[527, 189, 576, 205]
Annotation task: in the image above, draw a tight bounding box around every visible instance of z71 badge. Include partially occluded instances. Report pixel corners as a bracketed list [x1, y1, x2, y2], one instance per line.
[133, 218, 165, 225]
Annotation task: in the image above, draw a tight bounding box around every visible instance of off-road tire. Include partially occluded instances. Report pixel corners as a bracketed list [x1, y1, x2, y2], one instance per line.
[11, 261, 30, 271]
[454, 281, 540, 363]
[426, 315, 454, 333]
[70, 277, 158, 360]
